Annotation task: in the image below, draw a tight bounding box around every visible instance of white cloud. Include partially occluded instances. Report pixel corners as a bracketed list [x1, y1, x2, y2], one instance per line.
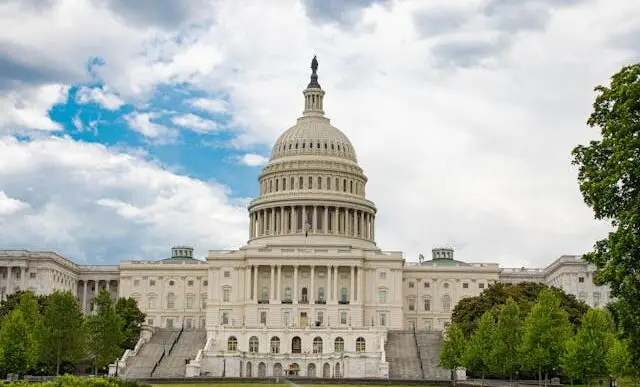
[190, 97, 229, 114]
[171, 113, 219, 133]
[0, 84, 69, 133]
[124, 112, 175, 141]
[76, 86, 125, 110]
[0, 191, 30, 215]
[0, 135, 247, 263]
[239, 153, 268, 167]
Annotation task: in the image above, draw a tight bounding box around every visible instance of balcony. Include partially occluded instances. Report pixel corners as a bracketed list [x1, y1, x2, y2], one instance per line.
[315, 299, 327, 304]
[299, 299, 309, 304]
[281, 299, 293, 304]
[338, 300, 350, 305]
[258, 299, 270, 304]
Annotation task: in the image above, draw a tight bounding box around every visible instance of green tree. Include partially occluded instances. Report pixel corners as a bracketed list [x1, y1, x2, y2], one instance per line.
[115, 297, 146, 350]
[606, 338, 631, 381]
[0, 310, 30, 376]
[439, 322, 467, 386]
[561, 308, 615, 385]
[17, 292, 44, 370]
[40, 291, 87, 375]
[452, 282, 588, 338]
[87, 290, 124, 373]
[0, 291, 48, 325]
[462, 311, 495, 385]
[519, 289, 573, 386]
[490, 297, 523, 381]
[571, 63, 640, 371]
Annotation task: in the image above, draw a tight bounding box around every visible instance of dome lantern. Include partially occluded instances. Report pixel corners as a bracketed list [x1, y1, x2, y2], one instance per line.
[302, 55, 325, 117]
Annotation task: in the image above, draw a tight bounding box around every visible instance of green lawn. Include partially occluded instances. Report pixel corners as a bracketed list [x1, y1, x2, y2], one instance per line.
[150, 384, 440, 387]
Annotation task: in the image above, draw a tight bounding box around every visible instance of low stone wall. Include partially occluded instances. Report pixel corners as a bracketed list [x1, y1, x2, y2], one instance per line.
[134, 376, 452, 385]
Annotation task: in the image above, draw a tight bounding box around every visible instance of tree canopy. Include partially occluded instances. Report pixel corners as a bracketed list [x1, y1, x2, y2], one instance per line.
[87, 290, 123, 373]
[572, 62, 640, 373]
[115, 297, 146, 350]
[439, 322, 466, 384]
[451, 281, 588, 337]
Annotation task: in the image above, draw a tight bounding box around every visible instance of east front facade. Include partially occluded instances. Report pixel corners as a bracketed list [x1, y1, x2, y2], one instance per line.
[0, 58, 610, 379]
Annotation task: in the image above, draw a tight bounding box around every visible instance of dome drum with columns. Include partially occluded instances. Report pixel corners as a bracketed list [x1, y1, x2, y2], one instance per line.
[248, 56, 377, 247]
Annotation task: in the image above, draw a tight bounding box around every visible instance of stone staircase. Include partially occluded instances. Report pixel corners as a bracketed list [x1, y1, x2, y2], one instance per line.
[415, 330, 450, 379]
[385, 330, 424, 380]
[123, 329, 180, 378]
[153, 329, 207, 377]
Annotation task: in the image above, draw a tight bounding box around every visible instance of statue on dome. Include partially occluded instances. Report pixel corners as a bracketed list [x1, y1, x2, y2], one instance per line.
[311, 55, 318, 73]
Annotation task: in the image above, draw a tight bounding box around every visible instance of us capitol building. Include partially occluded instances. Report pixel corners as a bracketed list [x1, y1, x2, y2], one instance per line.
[0, 58, 610, 379]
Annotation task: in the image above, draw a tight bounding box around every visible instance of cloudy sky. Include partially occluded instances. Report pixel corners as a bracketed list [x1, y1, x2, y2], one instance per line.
[0, 0, 638, 267]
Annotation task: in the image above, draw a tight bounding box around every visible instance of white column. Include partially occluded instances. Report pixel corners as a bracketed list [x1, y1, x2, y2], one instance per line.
[293, 265, 299, 303]
[350, 266, 355, 303]
[371, 216, 375, 241]
[21, 267, 27, 291]
[6, 267, 12, 294]
[328, 266, 333, 301]
[323, 207, 329, 233]
[280, 207, 285, 234]
[252, 266, 258, 301]
[359, 211, 364, 237]
[276, 265, 282, 301]
[333, 266, 339, 302]
[82, 281, 88, 313]
[245, 266, 252, 301]
[312, 205, 317, 233]
[310, 266, 315, 303]
[270, 265, 275, 301]
[357, 265, 363, 303]
[289, 207, 294, 234]
[302, 206, 307, 231]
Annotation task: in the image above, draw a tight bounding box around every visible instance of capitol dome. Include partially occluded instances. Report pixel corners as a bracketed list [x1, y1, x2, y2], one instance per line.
[247, 56, 377, 248]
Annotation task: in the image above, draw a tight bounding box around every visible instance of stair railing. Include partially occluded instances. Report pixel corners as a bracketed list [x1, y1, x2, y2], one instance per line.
[413, 328, 426, 379]
[150, 350, 165, 376]
[167, 325, 183, 356]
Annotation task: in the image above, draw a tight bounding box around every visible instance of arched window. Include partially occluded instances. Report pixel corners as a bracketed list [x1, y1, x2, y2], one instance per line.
[356, 337, 366, 352]
[147, 294, 157, 309]
[292, 336, 302, 354]
[227, 336, 238, 351]
[308, 176, 313, 189]
[335, 177, 339, 191]
[290, 177, 294, 190]
[313, 337, 323, 354]
[350, 180, 353, 193]
[327, 177, 331, 190]
[167, 292, 175, 309]
[441, 294, 451, 311]
[270, 336, 280, 354]
[282, 178, 286, 190]
[249, 336, 259, 353]
[343, 179, 347, 192]
[334, 337, 344, 352]
[317, 176, 322, 189]
[275, 179, 279, 191]
[299, 176, 303, 189]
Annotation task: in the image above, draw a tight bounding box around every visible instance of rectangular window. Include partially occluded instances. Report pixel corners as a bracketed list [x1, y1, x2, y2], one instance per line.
[147, 318, 154, 326]
[30, 272, 36, 279]
[224, 271, 231, 278]
[222, 312, 229, 325]
[317, 311, 324, 326]
[149, 280, 156, 286]
[408, 282, 415, 288]
[424, 282, 430, 288]
[408, 298, 416, 311]
[379, 272, 386, 280]
[148, 297, 156, 309]
[479, 283, 485, 289]
[260, 311, 267, 325]
[133, 279, 140, 287]
[578, 277, 585, 283]
[201, 295, 207, 309]
[463, 283, 468, 289]
[283, 310, 291, 326]
[186, 295, 194, 309]
[223, 288, 231, 302]
[187, 280, 194, 286]
[424, 298, 431, 311]
[203, 280, 208, 286]
[379, 313, 387, 327]
[340, 311, 347, 325]
[379, 290, 387, 303]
